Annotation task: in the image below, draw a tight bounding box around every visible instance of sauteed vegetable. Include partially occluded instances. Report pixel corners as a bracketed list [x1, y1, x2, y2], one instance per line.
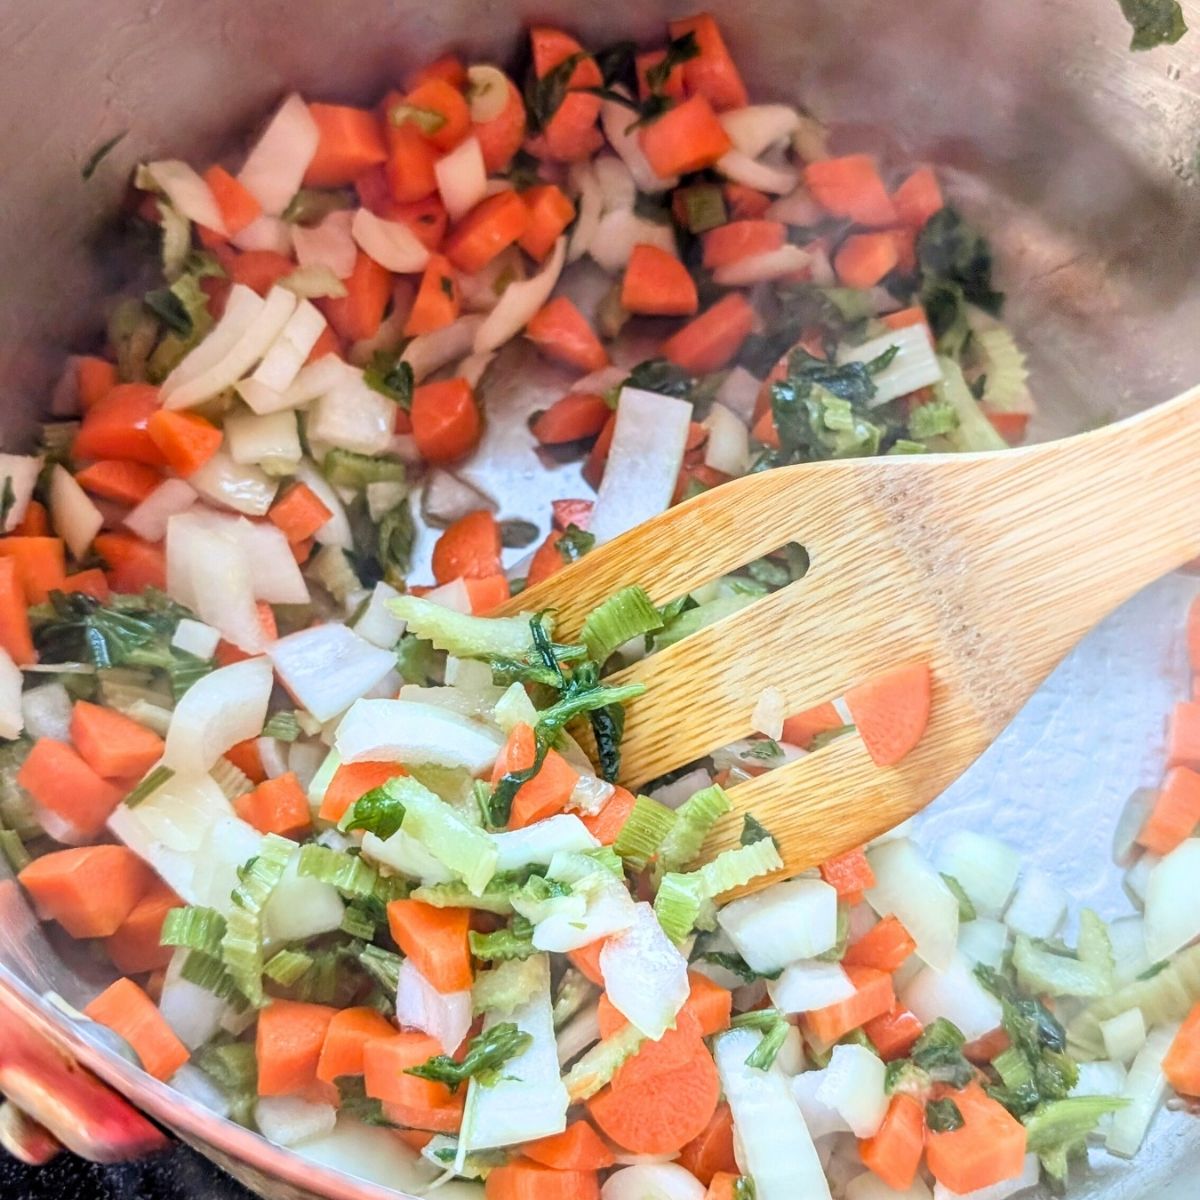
[1, 12, 1197, 1200]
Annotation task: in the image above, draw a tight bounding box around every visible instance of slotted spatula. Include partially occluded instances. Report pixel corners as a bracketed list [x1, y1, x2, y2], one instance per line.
[498, 383, 1200, 888]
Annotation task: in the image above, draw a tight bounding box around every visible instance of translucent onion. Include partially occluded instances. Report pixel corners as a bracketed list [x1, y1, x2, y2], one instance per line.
[269, 624, 397, 723]
[292, 210, 357, 279]
[237, 94, 321, 216]
[162, 657, 275, 774]
[351, 208, 431, 274]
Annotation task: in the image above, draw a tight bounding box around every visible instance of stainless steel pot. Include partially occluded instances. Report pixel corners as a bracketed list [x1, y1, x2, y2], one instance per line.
[1, 1, 1199, 1195]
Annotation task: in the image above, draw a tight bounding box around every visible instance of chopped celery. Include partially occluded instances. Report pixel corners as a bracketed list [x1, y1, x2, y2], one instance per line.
[612, 794, 676, 871]
[469, 920, 538, 962]
[322, 448, 407, 489]
[262, 711, 301, 741]
[579, 585, 663, 664]
[562, 1023, 644, 1102]
[651, 592, 758, 651]
[655, 872, 708, 943]
[552, 967, 595, 1029]
[695, 837, 784, 897]
[160, 905, 226, 956]
[263, 948, 315, 987]
[358, 944, 403, 993]
[731, 1009, 790, 1070]
[412, 880, 515, 915]
[123, 764, 176, 808]
[220, 835, 295, 1007]
[0, 828, 29, 871]
[296, 843, 380, 898]
[938, 356, 1007, 452]
[473, 957, 546, 1016]
[654, 784, 733, 877]
[1023, 1095, 1127, 1154]
[1013, 935, 1112, 999]
[389, 595, 541, 660]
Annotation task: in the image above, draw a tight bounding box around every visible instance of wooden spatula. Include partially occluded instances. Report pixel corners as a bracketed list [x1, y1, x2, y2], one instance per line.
[498, 384, 1200, 886]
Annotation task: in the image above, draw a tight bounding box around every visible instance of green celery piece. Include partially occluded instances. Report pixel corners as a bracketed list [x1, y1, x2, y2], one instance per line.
[655, 785, 733, 877]
[322, 448, 406, 489]
[473, 956, 547, 1017]
[1076, 909, 1116, 981]
[612, 795, 677, 871]
[694, 838, 783, 897]
[359, 945, 403, 993]
[220, 835, 294, 1007]
[552, 967, 595, 1030]
[653, 592, 758, 651]
[263, 948, 314, 987]
[469, 922, 538, 963]
[296, 843, 380, 898]
[938, 357, 1007, 452]
[412, 880, 515, 915]
[1023, 1095, 1128, 1154]
[388, 596, 542, 659]
[731, 1009, 790, 1070]
[563, 1024, 645, 1102]
[1013, 935, 1112, 999]
[579, 585, 663, 664]
[160, 906, 226, 956]
[655, 872, 707, 944]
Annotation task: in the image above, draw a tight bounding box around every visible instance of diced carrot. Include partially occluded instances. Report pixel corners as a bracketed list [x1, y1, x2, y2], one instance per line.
[703, 220, 786, 269]
[863, 1004, 925, 1061]
[491, 722, 580, 829]
[268, 482, 333, 544]
[780, 701, 842, 749]
[1164, 1002, 1200, 1096]
[519, 185, 576, 262]
[74, 460, 162, 506]
[1166, 701, 1200, 771]
[387, 899, 473, 993]
[963, 1028, 1011, 1064]
[63, 568, 112, 603]
[397, 78, 472, 152]
[473, 78, 528, 174]
[1137, 767, 1200, 855]
[225, 738, 267, 786]
[531, 393, 612, 445]
[306, 324, 343, 364]
[819, 847, 876, 897]
[668, 13, 750, 111]
[72, 383, 165, 467]
[636, 49, 686, 101]
[580, 784, 636, 846]
[639, 95, 732, 178]
[145, 410, 223, 478]
[316, 1006, 397, 1084]
[834, 232, 900, 289]
[582, 412, 618, 490]
[408, 54, 468, 90]
[523, 1120, 615, 1170]
[525, 298, 609, 374]
[69, 700, 165, 781]
[679, 1102, 736, 1185]
[18, 738, 125, 838]
[405, 254, 460, 337]
[319, 761, 406, 823]
[882, 306, 930, 333]
[0, 557, 36, 665]
[319, 251, 393, 344]
[530, 28, 604, 163]
[431, 510, 502, 584]
[411, 377, 482, 464]
[304, 104, 388, 187]
[983, 408, 1029, 445]
[256, 999, 339, 1096]
[845, 915, 917, 973]
[94, 532, 166, 594]
[19, 845, 153, 938]
[925, 1084, 1027, 1195]
[663, 293, 756, 375]
[464, 573, 511, 615]
[724, 183, 771, 220]
[443, 190, 530, 274]
[859, 1093, 925, 1191]
[383, 110, 441, 204]
[104, 879, 179, 975]
[74, 357, 119, 411]
[0, 537, 66, 604]
[887, 226, 917, 273]
[228, 250, 297, 297]
[485, 1162, 600, 1200]
[684, 971, 733, 1037]
[12, 500, 49, 537]
[561, 941, 603, 990]
[84, 977, 189, 1081]
[704, 1173, 740, 1200]
[892, 166, 944, 230]
[202, 165, 262, 237]
[235, 771, 312, 838]
[802, 965, 895, 1045]
[213, 602, 277, 668]
[804, 156, 898, 228]
[364, 1031, 465, 1131]
[845, 662, 932, 767]
[621, 244, 699, 316]
[525, 531, 565, 587]
[395, 194, 450, 253]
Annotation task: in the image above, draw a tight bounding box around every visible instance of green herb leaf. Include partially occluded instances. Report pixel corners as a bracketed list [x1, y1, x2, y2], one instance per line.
[692, 949, 781, 984]
[376, 497, 416, 586]
[926, 1097, 965, 1132]
[342, 784, 407, 841]
[940, 873, 977, 922]
[123, 764, 176, 808]
[731, 1008, 791, 1070]
[556, 523, 595, 564]
[363, 353, 415, 410]
[733, 1177, 757, 1200]
[646, 32, 700, 91]
[525, 52, 589, 133]
[594, 40, 638, 89]
[405, 1022, 532, 1092]
[282, 188, 354, 226]
[82, 131, 127, 180]
[1118, 0, 1187, 48]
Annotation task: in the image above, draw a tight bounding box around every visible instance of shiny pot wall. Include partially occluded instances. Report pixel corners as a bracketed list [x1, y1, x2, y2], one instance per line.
[1, 0, 1199, 1196]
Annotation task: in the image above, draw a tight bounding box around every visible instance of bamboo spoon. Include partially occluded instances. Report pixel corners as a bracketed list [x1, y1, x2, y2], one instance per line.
[498, 383, 1200, 886]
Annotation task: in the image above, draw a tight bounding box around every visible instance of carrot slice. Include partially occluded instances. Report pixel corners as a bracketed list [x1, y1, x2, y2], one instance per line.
[12, 500, 49, 537]
[834, 232, 900, 289]
[202, 165, 262, 237]
[411, 377, 482, 464]
[397, 78, 472, 152]
[863, 1004, 925, 1061]
[639, 96, 732, 178]
[667, 13, 750, 111]
[531, 393, 612, 446]
[485, 1162, 600, 1200]
[819, 847, 876, 897]
[844, 662, 932, 767]
[679, 1102, 737, 1185]
[74, 460, 162, 506]
[1166, 701, 1200, 771]
[94, 532, 167, 593]
[85, 977, 189, 1081]
[723, 183, 772, 220]
[304, 103, 387, 187]
[522, 1120, 615, 1170]
[804, 156, 898, 228]
[892, 166, 944, 230]
[519, 185, 576, 263]
[662, 293, 756, 375]
[227, 250, 296, 296]
[74, 356, 118, 411]
[702, 220, 786, 269]
[525, 298, 609, 374]
[802, 965, 895, 1046]
[567, 939, 607, 987]
[473, 78, 527, 174]
[19, 845, 153, 938]
[268, 482, 334, 544]
[69, 700, 165, 781]
[319, 761, 406, 824]
[683, 972, 733, 1037]
[319, 251, 392, 344]
[529, 27, 604, 163]
[62, 568, 112, 603]
[405, 254, 460, 336]
[1137, 766, 1200, 856]
[316, 1006, 397, 1084]
[225, 738, 267, 786]
[0, 557, 37, 664]
[704, 1173, 740, 1200]
[859, 1092, 925, 1191]
[365, 1032, 465, 1131]
[924, 1083, 1027, 1195]
[256, 999, 339, 1096]
[464, 573, 510, 615]
[383, 109, 441, 205]
[387, 899, 473, 993]
[443, 190, 530, 274]
[1164, 1002, 1200, 1096]
[621, 244, 699, 316]
[491, 723, 580, 829]
[431, 510, 502, 584]
[0, 537, 66, 604]
[104, 879, 180, 975]
[234, 771, 312, 838]
[18, 738, 126, 839]
[72, 383, 166, 467]
[780, 701, 842, 749]
[845, 915, 917, 973]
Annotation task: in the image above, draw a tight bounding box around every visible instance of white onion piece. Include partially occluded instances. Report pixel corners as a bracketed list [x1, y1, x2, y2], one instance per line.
[188, 449, 278, 517]
[493, 816, 600, 873]
[362, 828, 454, 886]
[395, 959, 471, 1053]
[292, 210, 357, 279]
[172, 508, 308, 605]
[556, 1003, 601, 1067]
[474, 237, 566, 354]
[280, 264, 347, 301]
[269, 624, 396, 723]
[649, 767, 714, 811]
[1003, 868, 1068, 940]
[602, 1165, 705, 1200]
[592, 153, 637, 213]
[589, 387, 692, 544]
[714, 244, 810, 286]
[567, 160, 603, 263]
[936, 832, 1021, 919]
[353, 581, 406, 649]
[847, 1174, 933, 1200]
[1100, 1008, 1147, 1065]
[466, 65, 510, 122]
[456, 349, 497, 390]
[159, 950, 232, 1049]
[790, 1066, 853, 1140]
[231, 214, 294, 255]
[956, 919, 1010, 970]
[456, 247, 526, 313]
[163, 286, 297, 409]
[720, 105, 802, 160]
[308, 369, 395, 456]
[436, 136, 488, 221]
[719, 879, 839, 973]
[255, 1096, 338, 1148]
[263, 852, 345, 942]
[293, 1121, 464, 1197]
[901, 954, 1003, 1042]
[224, 408, 301, 469]
[143, 160, 227, 233]
[0, 649, 23, 739]
[48, 464, 103, 560]
[0, 455, 42, 532]
[765, 187, 825, 226]
[816, 1044, 889, 1138]
[533, 875, 635, 953]
[421, 577, 473, 614]
[257, 736, 290, 780]
[352, 208, 431, 274]
[714, 367, 762, 426]
[163, 657, 274, 774]
[335, 698, 503, 773]
[716, 149, 798, 195]
[768, 960, 855, 1014]
[843, 326, 943, 408]
[1107, 1024, 1178, 1158]
[123, 478, 197, 543]
[750, 687, 787, 741]
[1113, 787, 1157, 870]
[237, 94, 320, 216]
[170, 1063, 233, 1118]
[600, 901, 689, 1039]
[402, 316, 484, 382]
[1144, 838, 1200, 961]
[589, 209, 677, 275]
[1109, 916, 1151, 985]
[1123, 852, 1158, 910]
[601, 96, 678, 193]
[163, 285, 264, 393]
[251, 299, 328, 394]
[702, 401, 751, 477]
[867, 838, 959, 970]
[20, 682, 71, 741]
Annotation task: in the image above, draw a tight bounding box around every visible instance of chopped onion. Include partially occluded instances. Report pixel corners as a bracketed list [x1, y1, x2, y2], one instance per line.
[475, 237, 566, 353]
[601, 97, 678, 193]
[231, 214, 294, 255]
[602, 1165, 705, 1200]
[790, 1067, 851, 1140]
[589, 209, 677, 275]
[1003, 868, 1068, 941]
[648, 770, 715, 815]
[362, 828, 454, 886]
[251, 299, 328, 395]
[1100, 1007, 1147, 1065]
[293, 1120, 462, 1197]
[20, 681, 71, 741]
[714, 244, 811, 286]
[280, 264, 347, 300]
[158, 950, 232, 1050]
[1144, 838, 1200, 961]
[592, 153, 637, 213]
[187, 449, 279, 517]
[287, 741, 327, 792]
[711, 369, 759, 428]
[720, 106, 802, 160]
[751, 685, 787, 739]
[567, 160, 603, 263]
[1123, 851, 1158, 910]
[269, 625, 396, 723]
[900, 953, 1003, 1042]
[556, 1002, 601, 1067]
[48, 463, 102, 560]
[124, 478, 198, 543]
[237, 94, 320, 216]
[163, 657, 274, 774]
[768, 960, 855, 1014]
[456, 247, 525, 314]
[936, 831, 1021, 919]
[224, 408, 301, 470]
[255, 1096, 337, 1148]
[0, 454, 43, 532]
[716, 149, 798, 195]
[352, 208, 431, 274]
[533, 874, 635, 953]
[842, 326, 943, 408]
[955, 919, 1010, 970]
[466, 65, 510, 122]
[1113, 787, 1157, 869]
[292, 210, 357, 279]
[436, 136, 487, 221]
[590, 913, 690, 1034]
[1109, 915, 1152, 985]
[353, 581, 406, 649]
[420, 465, 489, 526]
[257, 736, 290, 779]
[765, 187, 825, 227]
[702, 402, 751, 477]
[143, 160, 226, 234]
[402, 315, 485, 382]
[588, 387, 692, 544]
[335, 698, 503, 773]
[457, 349, 497, 390]
[263, 852, 345, 941]
[421, 578, 473, 614]
[307, 368, 395, 456]
[1106, 1024, 1178, 1158]
[173, 508, 308, 605]
[0, 649, 23, 739]
[493, 815, 600, 873]
[395, 959, 471, 1054]
[293, 458, 353, 548]
[816, 1044, 888, 1138]
[866, 838, 959, 970]
[718, 878, 839, 973]
[169, 1062, 233, 1118]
